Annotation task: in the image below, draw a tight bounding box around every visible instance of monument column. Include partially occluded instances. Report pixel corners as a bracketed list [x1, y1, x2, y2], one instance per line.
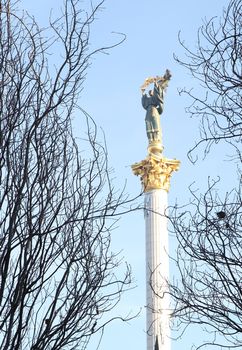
[131, 71, 180, 350]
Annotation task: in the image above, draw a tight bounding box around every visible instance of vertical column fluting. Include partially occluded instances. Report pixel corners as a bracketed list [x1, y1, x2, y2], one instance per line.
[144, 189, 170, 350]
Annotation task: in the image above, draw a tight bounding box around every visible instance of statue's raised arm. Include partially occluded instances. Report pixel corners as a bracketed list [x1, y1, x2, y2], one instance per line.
[141, 70, 171, 147]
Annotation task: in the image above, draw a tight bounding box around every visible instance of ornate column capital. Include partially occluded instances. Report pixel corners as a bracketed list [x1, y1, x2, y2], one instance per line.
[131, 155, 180, 192]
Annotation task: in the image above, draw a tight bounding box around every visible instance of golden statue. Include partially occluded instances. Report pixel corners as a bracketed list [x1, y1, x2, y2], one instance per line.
[141, 70, 171, 152]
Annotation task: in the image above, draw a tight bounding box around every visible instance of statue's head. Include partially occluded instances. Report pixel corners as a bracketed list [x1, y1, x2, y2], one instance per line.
[148, 90, 153, 96]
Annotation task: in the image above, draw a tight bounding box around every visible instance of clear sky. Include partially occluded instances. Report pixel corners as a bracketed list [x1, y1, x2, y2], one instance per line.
[20, 0, 233, 349]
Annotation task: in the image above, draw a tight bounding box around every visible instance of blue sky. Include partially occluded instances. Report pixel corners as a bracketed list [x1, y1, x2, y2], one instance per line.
[20, 0, 234, 349]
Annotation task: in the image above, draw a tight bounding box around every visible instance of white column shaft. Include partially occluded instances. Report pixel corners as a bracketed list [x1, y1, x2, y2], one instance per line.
[144, 189, 170, 350]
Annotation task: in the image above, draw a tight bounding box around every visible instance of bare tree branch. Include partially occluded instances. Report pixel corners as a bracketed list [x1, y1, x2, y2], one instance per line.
[175, 0, 242, 162]
[169, 1, 242, 348]
[0, 1, 134, 349]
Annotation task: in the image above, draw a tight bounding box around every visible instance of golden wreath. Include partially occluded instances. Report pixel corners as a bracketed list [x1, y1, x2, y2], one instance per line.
[140, 69, 171, 91]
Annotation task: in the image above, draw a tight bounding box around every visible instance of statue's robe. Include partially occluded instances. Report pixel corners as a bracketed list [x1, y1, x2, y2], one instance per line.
[142, 82, 164, 143]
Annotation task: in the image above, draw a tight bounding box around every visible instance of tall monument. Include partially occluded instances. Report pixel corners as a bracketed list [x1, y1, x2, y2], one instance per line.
[131, 71, 180, 350]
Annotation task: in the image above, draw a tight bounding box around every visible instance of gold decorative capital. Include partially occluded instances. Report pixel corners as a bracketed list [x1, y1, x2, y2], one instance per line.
[131, 154, 180, 192]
